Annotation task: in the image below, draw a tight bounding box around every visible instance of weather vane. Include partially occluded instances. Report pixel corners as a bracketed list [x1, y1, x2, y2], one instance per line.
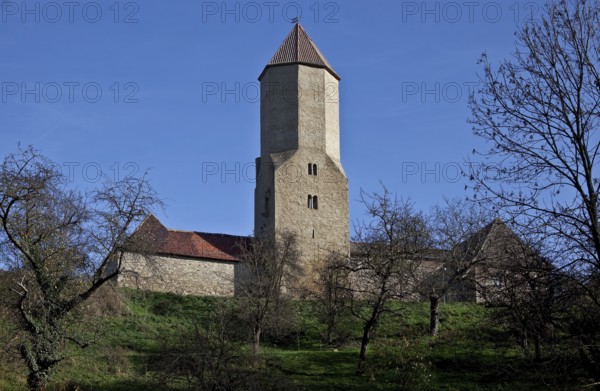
[291, 16, 301, 23]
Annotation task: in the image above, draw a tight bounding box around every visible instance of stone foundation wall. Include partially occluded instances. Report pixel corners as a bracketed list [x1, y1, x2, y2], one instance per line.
[117, 252, 237, 297]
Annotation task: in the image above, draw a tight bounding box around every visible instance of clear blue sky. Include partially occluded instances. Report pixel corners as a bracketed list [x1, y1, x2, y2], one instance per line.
[0, 0, 547, 235]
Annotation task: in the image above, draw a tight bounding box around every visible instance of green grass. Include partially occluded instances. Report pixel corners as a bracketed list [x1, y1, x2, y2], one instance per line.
[0, 290, 587, 390]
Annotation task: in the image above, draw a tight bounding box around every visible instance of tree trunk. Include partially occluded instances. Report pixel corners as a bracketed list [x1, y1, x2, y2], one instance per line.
[429, 295, 440, 336]
[534, 336, 542, 363]
[579, 344, 600, 391]
[20, 337, 55, 391]
[28, 372, 48, 391]
[326, 318, 334, 345]
[520, 331, 528, 350]
[356, 322, 373, 375]
[326, 303, 341, 345]
[253, 326, 262, 360]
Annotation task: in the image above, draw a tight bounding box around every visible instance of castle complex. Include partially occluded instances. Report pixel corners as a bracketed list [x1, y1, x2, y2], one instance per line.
[117, 25, 526, 301]
[118, 24, 350, 295]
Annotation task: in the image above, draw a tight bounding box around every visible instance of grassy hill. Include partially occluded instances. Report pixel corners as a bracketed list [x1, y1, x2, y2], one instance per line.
[0, 289, 586, 390]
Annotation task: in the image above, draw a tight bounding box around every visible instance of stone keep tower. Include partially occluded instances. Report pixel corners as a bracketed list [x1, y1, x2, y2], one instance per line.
[254, 23, 349, 266]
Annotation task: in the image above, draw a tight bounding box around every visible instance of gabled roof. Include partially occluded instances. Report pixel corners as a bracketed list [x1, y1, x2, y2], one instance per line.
[259, 23, 340, 81]
[132, 215, 251, 262]
[455, 218, 524, 263]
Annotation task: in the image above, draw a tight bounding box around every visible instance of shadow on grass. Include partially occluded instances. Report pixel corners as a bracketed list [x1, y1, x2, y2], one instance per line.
[267, 349, 357, 375]
[49, 379, 180, 391]
[263, 349, 382, 391]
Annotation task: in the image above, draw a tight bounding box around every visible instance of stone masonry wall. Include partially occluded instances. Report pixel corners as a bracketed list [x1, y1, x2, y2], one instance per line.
[117, 252, 236, 296]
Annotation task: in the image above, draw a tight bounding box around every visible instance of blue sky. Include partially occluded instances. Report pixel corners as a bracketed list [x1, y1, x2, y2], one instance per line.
[0, 0, 547, 236]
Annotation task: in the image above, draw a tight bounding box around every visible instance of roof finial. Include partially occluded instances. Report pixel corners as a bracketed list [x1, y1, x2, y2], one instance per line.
[291, 16, 300, 23]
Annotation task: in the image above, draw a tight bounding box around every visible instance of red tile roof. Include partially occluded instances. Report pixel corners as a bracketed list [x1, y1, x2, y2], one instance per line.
[133, 215, 251, 262]
[259, 23, 340, 81]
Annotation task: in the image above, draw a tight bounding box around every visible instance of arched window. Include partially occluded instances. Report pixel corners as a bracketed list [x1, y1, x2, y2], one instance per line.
[313, 164, 318, 176]
[308, 163, 312, 175]
[308, 195, 319, 209]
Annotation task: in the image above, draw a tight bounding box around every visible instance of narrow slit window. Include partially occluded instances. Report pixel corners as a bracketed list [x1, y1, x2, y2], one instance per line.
[308, 163, 312, 176]
[313, 164, 318, 176]
[307, 195, 313, 208]
[313, 195, 318, 209]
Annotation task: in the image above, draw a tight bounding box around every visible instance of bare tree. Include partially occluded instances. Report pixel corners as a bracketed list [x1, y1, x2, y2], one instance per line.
[236, 231, 302, 360]
[350, 187, 430, 375]
[469, 0, 600, 291]
[485, 247, 557, 362]
[420, 199, 494, 336]
[155, 302, 251, 391]
[311, 251, 352, 346]
[155, 300, 296, 391]
[468, 0, 600, 383]
[0, 146, 161, 391]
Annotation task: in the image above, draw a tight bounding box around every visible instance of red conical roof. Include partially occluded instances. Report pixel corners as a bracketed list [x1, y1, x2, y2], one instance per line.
[259, 23, 340, 80]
